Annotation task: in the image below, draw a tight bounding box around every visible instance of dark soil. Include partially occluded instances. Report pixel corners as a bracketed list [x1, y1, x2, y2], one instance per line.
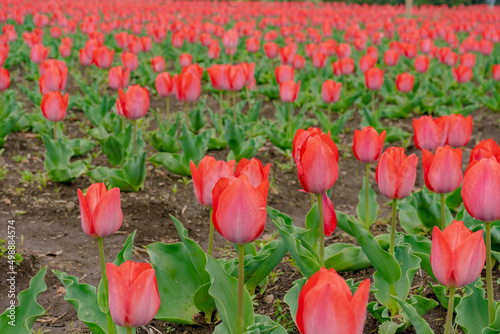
[0, 84, 499, 333]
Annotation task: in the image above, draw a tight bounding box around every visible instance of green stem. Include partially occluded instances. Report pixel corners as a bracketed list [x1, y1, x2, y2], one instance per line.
[486, 221, 495, 323]
[389, 283, 399, 317]
[184, 102, 189, 124]
[371, 90, 375, 115]
[127, 327, 132, 334]
[365, 164, 371, 230]
[166, 97, 170, 122]
[389, 198, 398, 255]
[219, 90, 224, 130]
[444, 286, 456, 334]
[208, 208, 214, 256]
[121, 117, 124, 131]
[54, 122, 58, 141]
[98, 238, 115, 334]
[133, 120, 137, 155]
[440, 193, 446, 230]
[237, 244, 245, 334]
[245, 86, 251, 109]
[288, 102, 293, 139]
[233, 91, 237, 123]
[327, 103, 332, 117]
[317, 194, 325, 267]
[310, 193, 315, 207]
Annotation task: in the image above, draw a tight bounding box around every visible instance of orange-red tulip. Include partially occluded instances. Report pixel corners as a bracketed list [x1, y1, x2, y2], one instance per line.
[422, 146, 463, 194]
[412, 115, 449, 151]
[116, 85, 150, 120]
[376, 147, 418, 199]
[353, 126, 386, 163]
[41, 91, 68, 122]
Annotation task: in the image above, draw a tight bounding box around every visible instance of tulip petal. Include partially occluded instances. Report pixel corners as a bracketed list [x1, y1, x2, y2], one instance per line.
[107, 263, 127, 327]
[453, 230, 486, 287]
[77, 189, 95, 237]
[125, 268, 161, 327]
[93, 188, 123, 238]
[298, 141, 338, 194]
[376, 152, 399, 199]
[395, 153, 418, 199]
[321, 193, 337, 237]
[431, 226, 454, 286]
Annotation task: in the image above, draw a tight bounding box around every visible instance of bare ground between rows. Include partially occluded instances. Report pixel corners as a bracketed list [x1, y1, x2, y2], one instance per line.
[0, 93, 499, 333]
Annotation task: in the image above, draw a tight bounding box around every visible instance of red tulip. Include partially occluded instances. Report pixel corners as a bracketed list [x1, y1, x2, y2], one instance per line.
[293, 128, 324, 163]
[108, 66, 130, 90]
[412, 115, 449, 151]
[171, 31, 184, 48]
[419, 38, 433, 53]
[312, 52, 327, 69]
[41, 91, 68, 122]
[200, 33, 212, 47]
[121, 52, 139, 72]
[240, 62, 255, 87]
[246, 37, 260, 53]
[173, 72, 201, 103]
[366, 46, 378, 60]
[359, 54, 376, 73]
[396, 73, 415, 93]
[296, 268, 370, 334]
[107, 261, 160, 328]
[0, 68, 10, 91]
[478, 39, 493, 56]
[140, 36, 152, 52]
[321, 80, 342, 104]
[207, 42, 221, 59]
[92, 46, 114, 69]
[469, 139, 500, 163]
[275, 65, 294, 84]
[212, 175, 269, 244]
[452, 65, 472, 83]
[493, 65, 500, 81]
[353, 127, 386, 163]
[279, 45, 295, 64]
[59, 43, 71, 58]
[423, 146, 463, 194]
[383, 49, 400, 67]
[335, 43, 351, 59]
[30, 44, 49, 64]
[0, 44, 9, 67]
[190, 156, 236, 207]
[115, 32, 129, 49]
[228, 64, 246, 92]
[264, 42, 279, 59]
[447, 114, 472, 147]
[181, 64, 204, 80]
[279, 80, 300, 103]
[431, 221, 485, 287]
[179, 53, 193, 67]
[151, 56, 166, 73]
[460, 53, 476, 69]
[155, 72, 174, 97]
[338, 57, 355, 75]
[305, 44, 317, 58]
[376, 147, 418, 199]
[414, 55, 430, 73]
[116, 85, 150, 120]
[79, 48, 92, 66]
[222, 29, 239, 49]
[293, 55, 305, 70]
[39, 65, 68, 94]
[365, 68, 384, 91]
[235, 158, 271, 188]
[462, 158, 500, 222]
[77, 183, 123, 238]
[207, 64, 230, 91]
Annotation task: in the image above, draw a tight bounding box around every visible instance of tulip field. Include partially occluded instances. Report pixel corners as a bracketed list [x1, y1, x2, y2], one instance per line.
[3, 0, 500, 333]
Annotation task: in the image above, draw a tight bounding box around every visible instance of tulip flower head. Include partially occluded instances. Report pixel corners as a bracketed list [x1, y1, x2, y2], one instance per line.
[235, 158, 271, 188]
[412, 115, 449, 151]
[422, 146, 463, 194]
[446, 114, 472, 148]
[376, 147, 418, 199]
[41, 91, 68, 122]
[151, 56, 166, 73]
[396, 73, 415, 93]
[452, 65, 472, 84]
[173, 72, 201, 103]
[279, 80, 300, 103]
[365, 67, 384, 91]
[353, 126, 386, 164]
[275, 64, 294, 84]
[116, 85, 150, 120]
[155, 72, 174, 97]
[321, 80, 342, 104]
[469, 139, 500, 163]
[0, 68, 10, 92]
[108, 66, 130, 90]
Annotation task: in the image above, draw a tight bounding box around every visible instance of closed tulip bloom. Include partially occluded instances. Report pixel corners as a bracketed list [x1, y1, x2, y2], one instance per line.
[108, 66, 130, 90]
[107, 261, 160, 328]
[116, 85, 150, 120]
[77, 183, 123, 238]
[200, 33, 212, 47]
[39, 66, 67, 94]
[92, 46, 114, 69]
[151, 56, 166, 73]
[0, 44, 9, 67]
[414, 55, 430, 73]
[140, 36, 152, 52]
[460, 53, 476, 68]
[493, 65, 500, 81]
[453, 65, 472, 83]
[365, 68, 384, 91]
[59, 43, 72, 58]
[353, 126, 386, 163]
[396, 73, 415, 93]
[212, 175, 269, 244]
[423, 146, 463, 194]
[366, 46, 378, 60]
[155, 72, 174, 97]
[279, 80, 300, 103]
[292, 128, 326, 163]
[478, 39, 493, 56]
[171, 31, 184, 48]
[279, 46, 295, 64]
[246, 37, 260, 53]
[296, 268, 370, 334]
[419, 38, 433, 53]
[431, 221, 485, 288]
[462, 158, 500, 222]
[305, 44, 318, 58]
[275, 65, 294, 84]
[179, 53, 192, 67]
[264, 42, 279, 59]
[321, 80, 342, 104]
[240, 62, 255, 87]
[115, 32, 129, 49]
[0, 68, 10, 91]
[173, 72, 201, 103]
[30, 44, 49, 64]
[41, 91, 68, 122]
[190, 156, 235, 207]
[376, 147, 418, 199]
[339, 57, 355, 75]
[413, 115, 449, 151]
[228, 64, 246, 92]
[235, 158, 271, 188]
[312, 52, 327, 69]
[335, 43, 351, 59]
[293, 55, 305, 70]
[181, 64, 204, 80]
[383, 49, 400, 67]
[121, 52, 139, 72]
[447, 114, 472, 147]
[207, 43, 221, 59]
[79, 48, 93, 66]
[222, 29, 239, 49]
[469, 139, 500, 163]
[359, 54, 376, 73]
[207, 64, 230, 91]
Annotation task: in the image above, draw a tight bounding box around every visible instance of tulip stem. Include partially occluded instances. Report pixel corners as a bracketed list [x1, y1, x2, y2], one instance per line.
[98, 238, 115, 334]
[54, 122, 58, 141]
[133, 120, 137, 155]
[365, 163, 370, 230]
[440, 193, 446, 230]
[317, 194, 325, 267]
[288, 103, 293, 139]
[237, 244, 245, 334]
[485, 221, 495, 323]
[245, 86, 251, 109]
[310, 193, 315, 207]
[233, 91, 237, 123]
[184, 102, 190, 127]
[371, 90, 376, 115]
[127, 328, 132, 334]
[443, 286, 456, 334]
[208, 208, 214, 256]
[219, 90, 224, 130]
[166, 97, 170, 122]
[389, 198, 397, 255]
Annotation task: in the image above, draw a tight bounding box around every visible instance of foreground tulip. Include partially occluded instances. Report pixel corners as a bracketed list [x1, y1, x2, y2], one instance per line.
[469, 139, 500, 163]
[39, 65, 68, 94]
[321, 80, 342, 107]
[41, 91, 68, 140]
[173, 72, 201, 124]
[279, 80, 300, 103]
[412, 115, 449, 151]
[376, 147, 418, 254]
[396, 73, 414, 93]
[365, 67, 384, 91]
[108, 66, 129, 90]
[107, 261, 160, 329]
[462, 158, 500, 322]
[431, 221, 485, 334]
[151, 56, 166, 73]
[296, 268, 370, 334]
[275, 64, 294, 84]
[447, 114, 472, 147]
[0, 68, 10, 92]
[452, 65, 472, 83]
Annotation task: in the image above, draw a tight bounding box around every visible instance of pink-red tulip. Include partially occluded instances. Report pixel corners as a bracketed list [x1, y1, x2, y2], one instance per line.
[412, 115, 449, 151]
[338, 58, 355, 75]
[447, 114, 472, 147]
[422, 146, 463, 194]
[321, 80, 342, 104]
[39, 65, 68, 94]
[77, 183, 123, 238]
[155, 72, 174, 97]
[108, 66, 130, 90]
[235, 158, 271, 188]
[151, 56, 166, 73]
[293, 55, 305, 70]
[173, 72, 201, 103]
[469, 139, 500, 163]
[92, 46, 114, 69]
[279, 80, 300, 103]
[353, 127, 386, 163]
[179, 53, 193, 67]
[460, 53, 476, 69]
[452, 65, 472, 83]
[414, 55, 430, 73]
[493, 65, 500, 81]
[41, 92, 68, 122]
[376, 147, 418, 199]
[107, 261, 160, 328]
[207, 64, 230, 91]
[383, 49, 400, 67]
[312, 52, 327, 69]
[30, 44, 49, 64]
[264, 42, 279, 59]
[0, 68, 10, 91]
[359, 54, 376, 73]
[246, 37, 260, 53]
[121, 52, 139, 72]
[116, 85, 150, 120]
[396, 73, 415, 93]
[365, 68, 384, 91]
[275, 65, 294, 84]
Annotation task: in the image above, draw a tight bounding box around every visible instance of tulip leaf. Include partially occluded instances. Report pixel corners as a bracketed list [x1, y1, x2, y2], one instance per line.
[356, 176, 379, 228]
[303, 202, 319, 253]
[456, 279, 490, 334]
[102, 135, 124, 167]
[347, 219, 401, 284]
[393, 296, 434, 334]
[53, 270, 107, 334]
[0, 267, 47, 334]
[336, 211, 354, 236]
[429, 284, 460, 310]
[193, 283, 216, 321]
[324, 243, 372, 272]
[445, 186, 463, 211]
[483, 303, 500, 334]
[412, 190, 453, 230]
[403, 235, 435, 280]
[67, 138, 95, 157]
[122, 151, 147, 191]
[206, 256, 254, 333]
[149, 152, 192, 176]
[148, 131, 179, 153]
[213, 315, 287, 334]
[283, 278, 307, 323]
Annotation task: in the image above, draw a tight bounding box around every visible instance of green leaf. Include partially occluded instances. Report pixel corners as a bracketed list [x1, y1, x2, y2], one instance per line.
[378, 321, 398, 334]
[429, 284, 459, 310]
[67, 138, 95, 157]
[149, 152, 191, 176]
[398, 197, 425, 235]
[245, 315, 289, 334]
[206, 256, 254, 333]
[122, 151, 147, 191]
[283, 278, 307, 323]
[193, 283, 216, 320]
[53, 270, 107, 334]
[403, 235, 435, 280]
[303, 203, 319, 253]
[483, 303, 500, 334]
[330, 109, 354, 136]
[393, 296, 434, 334]
[347, 219, 401, 284]
[103, 135, 124, 167]
[356, 176, 378, 228]
[0, 267, 47, 334]
[456, 279, 490, 334]
[324, 243, 372, 272]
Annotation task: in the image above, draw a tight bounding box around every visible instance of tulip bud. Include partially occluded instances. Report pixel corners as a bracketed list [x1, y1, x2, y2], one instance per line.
[179, 53, 193, 67]
[264, 42, 279, 59]
[121, 52, 139, 72]
[155, 72, 174, 97]
[414, 55, 430, 73]
[275, 65, 294, 84]
[365, 67, 384, 91]
[30, 44, 49, 64]
[469, 139, 500, 163]
[116, 85, 150, 120]
[376, 147, 418, 199]
[279, 80, 300, 103]
[279, 45, 295, 64]
[92, 46, 115, 69]
[235, 158, 270, 188]
[41, 91, 68, 122]
[312, 52, 327, 69]
[396, 73, 415, 93]
[359, 54, 376, 73]
[0, 67, 10, 91]
[321, 80, 342, 104]
[292, 55, 305, 70]
[412, 115, 449, 151]
[190, 156, 235, 207]
[173, 72, 201, 103]
[353, 127, 386, 163]
[493, 65, 500, 81]
[447, 114, 472, 148]
[151, 56, 166, 73]
[422, 146, 463, 194]
[452, 65, 472, 84]
[384, 49, 400, 67]
[246, 37, 260, 53]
